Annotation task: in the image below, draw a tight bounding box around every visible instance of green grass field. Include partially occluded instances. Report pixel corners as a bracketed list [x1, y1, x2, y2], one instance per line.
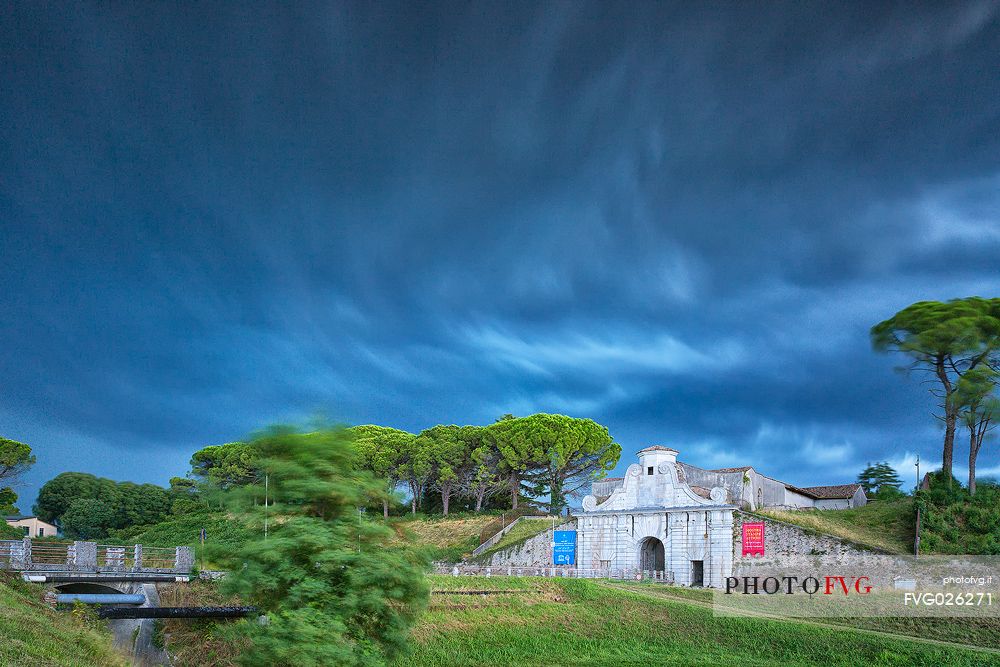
[0, 574, 124, 666]
[395, 575, 1000, 667]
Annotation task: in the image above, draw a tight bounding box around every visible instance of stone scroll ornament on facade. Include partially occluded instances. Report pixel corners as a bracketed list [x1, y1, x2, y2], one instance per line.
[742, 522, 765, 557]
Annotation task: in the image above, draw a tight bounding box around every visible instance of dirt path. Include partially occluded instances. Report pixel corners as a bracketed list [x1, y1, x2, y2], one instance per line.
[604, 583, 1000, 657]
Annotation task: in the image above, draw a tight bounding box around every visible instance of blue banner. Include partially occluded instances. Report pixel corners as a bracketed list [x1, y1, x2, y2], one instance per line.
[553, 530, 576, 565]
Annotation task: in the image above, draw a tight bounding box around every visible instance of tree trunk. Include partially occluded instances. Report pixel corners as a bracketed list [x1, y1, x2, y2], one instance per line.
[441, 483, 451, 516]
[510, 473, 519, 510]
[382, 499, 389, 519]
[936, 356, 956, 486]
[969, 429, 978, 496]
[549, 475, 562, 515]
[943, 412, 957, 484]
[475, 485, 485, 512]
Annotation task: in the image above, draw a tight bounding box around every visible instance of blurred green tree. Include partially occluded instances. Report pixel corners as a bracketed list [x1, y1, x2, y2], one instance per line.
[210, 427, 428, 666]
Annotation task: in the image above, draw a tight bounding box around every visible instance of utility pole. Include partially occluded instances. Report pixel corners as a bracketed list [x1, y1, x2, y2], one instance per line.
[914, 455, 920, 557]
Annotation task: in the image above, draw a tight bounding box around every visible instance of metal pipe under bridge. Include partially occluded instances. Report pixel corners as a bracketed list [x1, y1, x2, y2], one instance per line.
[56, 593, 146, 605]
[0, 538, 194, 577]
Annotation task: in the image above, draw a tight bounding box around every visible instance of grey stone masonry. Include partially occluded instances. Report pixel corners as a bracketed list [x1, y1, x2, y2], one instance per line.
[105, 546, 127, 570]
[10, 537, 31, 569]
[732, 511, 881, 572]
[175, 546, 194, 572]
[72, 541, 98, 569]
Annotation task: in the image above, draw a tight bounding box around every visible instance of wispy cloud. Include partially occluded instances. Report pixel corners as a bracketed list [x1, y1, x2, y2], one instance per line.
[463, 326, 745, 377]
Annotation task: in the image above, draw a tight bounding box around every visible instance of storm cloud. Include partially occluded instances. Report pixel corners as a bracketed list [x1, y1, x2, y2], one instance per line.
[2, 2, 1000, 506]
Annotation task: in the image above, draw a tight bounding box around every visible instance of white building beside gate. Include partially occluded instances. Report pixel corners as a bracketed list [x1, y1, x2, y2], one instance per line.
[578, 446, 735, 587]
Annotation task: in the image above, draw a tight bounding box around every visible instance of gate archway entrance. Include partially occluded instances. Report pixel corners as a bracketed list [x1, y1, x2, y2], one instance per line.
[638, 536, 665, 572]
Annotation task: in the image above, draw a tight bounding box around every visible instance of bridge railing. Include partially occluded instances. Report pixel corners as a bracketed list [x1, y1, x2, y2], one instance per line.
[0, 538, 193, 574]
[29, 542, 70, 565]
[96, 545, 136, 570]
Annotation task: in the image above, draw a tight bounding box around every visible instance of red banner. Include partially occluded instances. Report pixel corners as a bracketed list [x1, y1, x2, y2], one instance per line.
[742, 522, 765, 557]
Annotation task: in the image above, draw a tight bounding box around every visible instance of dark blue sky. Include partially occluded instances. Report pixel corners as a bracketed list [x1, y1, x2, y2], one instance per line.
[2, 2, 1000, 508]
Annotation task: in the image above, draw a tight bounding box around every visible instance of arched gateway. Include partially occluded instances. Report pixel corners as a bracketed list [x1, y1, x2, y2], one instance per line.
[639, 536, 665, 571]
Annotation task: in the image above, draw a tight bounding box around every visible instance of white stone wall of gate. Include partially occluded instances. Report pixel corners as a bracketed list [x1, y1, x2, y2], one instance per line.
[577, 509, 733, 588]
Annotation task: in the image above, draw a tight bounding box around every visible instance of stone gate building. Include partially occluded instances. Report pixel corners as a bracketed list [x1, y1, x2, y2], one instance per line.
[473, 445, 870, 588]
[578, 446, 734, 587]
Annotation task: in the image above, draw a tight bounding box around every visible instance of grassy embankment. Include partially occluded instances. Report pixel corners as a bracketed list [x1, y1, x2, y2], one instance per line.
[468, 516, 570, 564]
[398, 575, 1000, 666]
[390, 512, 498, 562]
[155, 579, 249, 667]
[757, 499, 915, 554]
[0, 573, 125, 666]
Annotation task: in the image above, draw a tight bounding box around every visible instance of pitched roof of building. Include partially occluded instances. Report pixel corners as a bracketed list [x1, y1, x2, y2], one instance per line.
[638, 445, 678, 453]
[783, 484, 819, 498]
[709, 466, 753, 473]
[799, 483, 863, 499]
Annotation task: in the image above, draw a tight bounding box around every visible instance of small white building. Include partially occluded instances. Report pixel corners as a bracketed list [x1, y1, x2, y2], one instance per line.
[578, 446, 734, 587]
[4, 515, 59, 538]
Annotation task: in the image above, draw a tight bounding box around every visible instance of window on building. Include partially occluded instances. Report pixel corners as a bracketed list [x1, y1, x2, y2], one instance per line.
[37, 527, 44, 537]
[647, 466, 654, 475]
[21, 526, 29, 536]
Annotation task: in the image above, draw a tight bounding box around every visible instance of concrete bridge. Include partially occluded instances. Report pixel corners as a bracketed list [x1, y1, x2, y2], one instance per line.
[3, 537, 196, 665]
